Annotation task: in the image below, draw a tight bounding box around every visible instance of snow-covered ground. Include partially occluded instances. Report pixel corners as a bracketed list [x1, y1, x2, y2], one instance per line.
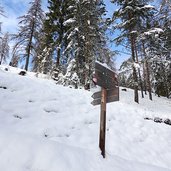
[0, 65, 171, 171]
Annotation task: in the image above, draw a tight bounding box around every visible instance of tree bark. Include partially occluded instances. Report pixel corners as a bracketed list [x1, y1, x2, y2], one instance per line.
[130, 36, 139, 103]
[135, 41, 144, 98]
[142, 42, 152, 100]
[56, 48, 61, 67]
[128, 10, 139, 103]
[25, 28, 34, 71]
[161, 64, 169, 98]
[141, 53, 147, 95]
[24, 11, 37, 71]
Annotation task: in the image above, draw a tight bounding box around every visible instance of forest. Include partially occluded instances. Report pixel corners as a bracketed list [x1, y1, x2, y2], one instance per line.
[0, 0, 171, 102]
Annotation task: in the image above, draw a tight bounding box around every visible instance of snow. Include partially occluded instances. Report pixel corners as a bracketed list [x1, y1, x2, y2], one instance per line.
[143, 5, 155, 9]
[95, 60, 114, 73]
[133, 62, 140, 69]
[144, 28, 164, 36]
[87, 20, 90, 25]
[67, 5, 74, 10]
[0, 65, 171, 171]
[63, 18, 75, 26]
[130, 31, 137, 34]
[125, 6, 133, 11]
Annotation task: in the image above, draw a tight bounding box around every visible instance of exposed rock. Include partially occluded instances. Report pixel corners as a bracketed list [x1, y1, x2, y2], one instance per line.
[154, 117, 163, 123]
[19, 71, 26, 76]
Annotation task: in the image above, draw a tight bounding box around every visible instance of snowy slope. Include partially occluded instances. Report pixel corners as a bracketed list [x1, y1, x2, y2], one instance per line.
[0, 66, 171, 171]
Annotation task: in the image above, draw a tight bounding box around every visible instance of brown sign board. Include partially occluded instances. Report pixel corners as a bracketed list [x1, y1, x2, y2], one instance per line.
[94, 62, 118, 89]
[95, 71, 116, 89]
[95, 62, 116, 79]
[91, 87, 119, 106]
[91, 87, 119, 99]
[91, 94, 119, 106]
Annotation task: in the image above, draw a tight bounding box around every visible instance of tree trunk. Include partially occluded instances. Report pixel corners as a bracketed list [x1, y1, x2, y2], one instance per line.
[25, 20, 35, 71]
[141, 53, 147, 95]
[161, 64, 169, 98]
[56, 9, 64, 68]
[56, 48, 61, 67]
[25, 43, 31, 71]
[131, 35, 139, 103]
[142, 42, 152, 100]
[128, 10, 139, 103]
[135, 41, 144, 98]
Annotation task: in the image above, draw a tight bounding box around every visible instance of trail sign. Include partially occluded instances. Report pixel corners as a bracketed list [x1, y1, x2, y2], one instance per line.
[91, 87, 119, 106]
[91, 87, 119, 100]
[91, 94, 119, 106]
[94, 62, 118, 89]
[95, 62, 116, 79]
[91, 61, 119, 158]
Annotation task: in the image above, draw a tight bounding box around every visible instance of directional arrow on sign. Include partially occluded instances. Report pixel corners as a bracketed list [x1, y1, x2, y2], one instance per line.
[91, 87, 119, 106]
[91, 87, 119, 99]
[91, 94, 119, 106]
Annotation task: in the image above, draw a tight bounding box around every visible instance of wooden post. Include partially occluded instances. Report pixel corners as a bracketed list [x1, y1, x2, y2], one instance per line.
[91, 62, 119, 158]
[99, 88, 107, 158]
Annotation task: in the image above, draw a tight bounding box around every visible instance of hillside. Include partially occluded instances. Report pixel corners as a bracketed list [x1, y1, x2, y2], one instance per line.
[0, 66, 171, 171]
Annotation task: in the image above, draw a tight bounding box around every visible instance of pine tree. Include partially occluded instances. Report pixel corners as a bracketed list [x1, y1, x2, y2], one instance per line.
[81, 0, 109, 86]
[44, 0, 70, 68]
[156, 0, 171, 97]
[139, 1, 171, 98]
[43, 0, 114, 87]
[111, 0, 155, 103]
[12, 0, 44, 71]
[32, 20, 53, 74]
[36, 46, 53, 74]
[58, 59, 80, 88]
[159, 0, 171, 59]
[62, 0, 86, 85]
[64, 0, 111, 86]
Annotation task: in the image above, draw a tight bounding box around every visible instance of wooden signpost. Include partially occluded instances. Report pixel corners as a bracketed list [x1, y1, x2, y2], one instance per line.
[91, 62, 119, 158]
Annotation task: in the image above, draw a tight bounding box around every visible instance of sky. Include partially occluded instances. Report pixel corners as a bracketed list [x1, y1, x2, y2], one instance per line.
[0, 0, 128, 69]
[0, 0, 47, 33]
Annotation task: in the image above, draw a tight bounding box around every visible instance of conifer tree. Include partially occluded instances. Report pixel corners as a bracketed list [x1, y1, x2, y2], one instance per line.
[139, 1, 171, 98]
[81, 0, 108, 86]
[111, 0, 155, 103]
[156, 0, 171, 97]
[42, 0, 114, 87]
[64, 0, 110, 86]
[159, 0, 171, 59]
[32, 20, 53, 74]
[45, 0, 71, 68]
[12, 0, 44, 71]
